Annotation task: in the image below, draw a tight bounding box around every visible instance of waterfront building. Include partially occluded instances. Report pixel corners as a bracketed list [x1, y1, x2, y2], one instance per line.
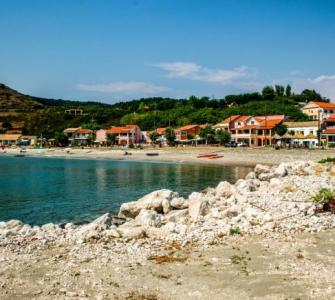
[301, 101, 335, 120]
[214, 115, 286, 147]
[283, 121, 319, 148]
[175, 125, 203, 142]
[105, 125, 142, 145]
[63, 127, 94, 145]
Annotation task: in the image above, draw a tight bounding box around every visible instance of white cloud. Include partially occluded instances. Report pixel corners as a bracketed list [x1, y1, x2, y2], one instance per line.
[293, 74, 335, 99]
[77, 81, 169, 95]
[154, 62, 248, 85]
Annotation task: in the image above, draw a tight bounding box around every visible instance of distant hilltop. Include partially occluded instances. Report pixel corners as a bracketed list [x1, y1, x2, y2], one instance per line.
[0, 84, 43, 110]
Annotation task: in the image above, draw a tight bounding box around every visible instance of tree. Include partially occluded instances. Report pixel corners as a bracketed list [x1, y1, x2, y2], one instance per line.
[300, 89, 323, 102]
[2, 121, 12, 130]
[215, 129, 231, 145]
[285, 84, 292, 97]
[54, 132, 68, 146]
[107, 134, 117, 146]
[199, 126, 216, 144]
[164, 127, 176, 146]
[262, 86, 275, 100]
[274, 124, 288, 136]
[149, 132, 159, 144]
[275, 85, 284, 97]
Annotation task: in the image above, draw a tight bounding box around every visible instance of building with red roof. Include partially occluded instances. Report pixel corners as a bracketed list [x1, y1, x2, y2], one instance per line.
[105, 125, 141, 145]
[214, 115, 286, 147]
[302, 101, 335, 120]
[175, 125, 203, 141]
[63, 127, 94, 145]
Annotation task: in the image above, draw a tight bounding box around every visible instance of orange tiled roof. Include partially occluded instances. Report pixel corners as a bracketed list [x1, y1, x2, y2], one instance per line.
[310, 101, 335, 109]
[325, 114, 335, 121]
[155, 128, 166, 135]
[235, 115, 250, 122]
[76, 128, 93, 134]
[106, 125, 137, 134]
[175, 125, 200, 132]
[220, 115, 241, 124]
[323, 128, 335, 134]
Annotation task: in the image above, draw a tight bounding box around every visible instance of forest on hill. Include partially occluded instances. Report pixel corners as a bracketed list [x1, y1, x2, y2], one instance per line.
[0, 83, 329, 138]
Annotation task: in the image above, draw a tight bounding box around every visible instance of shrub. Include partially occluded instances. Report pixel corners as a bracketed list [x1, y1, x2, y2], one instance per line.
[229, 226, 241, 235]
[318, 157, 335, 164]
[312, 188, 335, 204]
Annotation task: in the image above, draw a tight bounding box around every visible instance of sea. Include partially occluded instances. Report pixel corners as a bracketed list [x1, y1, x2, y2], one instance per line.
[0, 156, 253, 225]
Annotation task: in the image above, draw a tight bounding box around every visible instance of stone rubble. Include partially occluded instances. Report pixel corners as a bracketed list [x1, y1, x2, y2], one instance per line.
[1, 160, 335, 250]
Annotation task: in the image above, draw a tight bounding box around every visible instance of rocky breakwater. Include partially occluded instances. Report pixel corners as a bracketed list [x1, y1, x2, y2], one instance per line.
[1, 160, 335, 248]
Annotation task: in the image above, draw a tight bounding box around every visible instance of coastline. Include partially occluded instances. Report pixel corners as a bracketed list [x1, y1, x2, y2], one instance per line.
[1, 159, 335, 298]
[2, 146, 335, 166]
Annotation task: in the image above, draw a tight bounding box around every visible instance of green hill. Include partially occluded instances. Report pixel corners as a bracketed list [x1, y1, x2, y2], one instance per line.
[0, 83, 327, 138]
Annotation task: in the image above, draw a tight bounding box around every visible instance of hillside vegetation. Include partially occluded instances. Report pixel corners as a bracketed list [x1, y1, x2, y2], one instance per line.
[0, 83, 328, 138]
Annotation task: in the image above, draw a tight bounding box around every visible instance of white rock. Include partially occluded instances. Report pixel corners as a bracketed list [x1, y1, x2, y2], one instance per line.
[117, 225, 146, 239]
[163, 209, 188, 223]
[255, 164, 270, 175]
[134, 209, 162, 227]
[118, 189, 178, 218]
[171, 197, 188, 209]
[274, 163, 288, 177]
[270, 178, 281, 186]
[90, 213, 114, 227]
[215, 181, 234, 197]
[188, 193, 209, 220]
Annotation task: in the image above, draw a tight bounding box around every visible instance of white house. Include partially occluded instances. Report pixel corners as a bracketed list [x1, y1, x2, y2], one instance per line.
[284, 121, 319, 148]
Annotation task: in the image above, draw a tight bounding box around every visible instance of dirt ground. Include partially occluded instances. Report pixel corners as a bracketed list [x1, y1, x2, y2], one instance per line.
[1, 231, 335, 300]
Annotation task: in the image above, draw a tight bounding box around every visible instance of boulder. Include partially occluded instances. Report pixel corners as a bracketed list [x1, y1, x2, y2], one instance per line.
[255, 164, 271, 176]
[188, 193, 209, 220]
[163, 209, 188, 223]
[162, 199, 172, 214]
[5, 220, 24, 230]
[222, 205, 242, 218]
[270, 177, 281, 186]
[170, 197, 189, 209]
[258, 172, 275, 181]
[215, 181, 234, 198]
[118, 189, 179, 218]
[117, 225, 146, 239]
[134, 209, 162, 227]
[245, 171, 256, 180]
[274, 163, 287, 177]
[90, 213, 114, 227]
[104, 227, 121, 238]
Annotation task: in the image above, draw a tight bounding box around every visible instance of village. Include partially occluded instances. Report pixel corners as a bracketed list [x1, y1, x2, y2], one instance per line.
[1, 100, 335, 149]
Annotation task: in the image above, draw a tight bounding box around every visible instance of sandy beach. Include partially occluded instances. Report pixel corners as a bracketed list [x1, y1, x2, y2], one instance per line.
[3, 146, 335, 166]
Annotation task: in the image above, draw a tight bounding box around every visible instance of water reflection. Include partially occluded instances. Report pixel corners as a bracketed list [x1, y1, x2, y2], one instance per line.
[0, 157, 253, 225]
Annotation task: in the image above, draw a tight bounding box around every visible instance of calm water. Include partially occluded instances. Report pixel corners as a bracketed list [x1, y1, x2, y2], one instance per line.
[0, 156, 252, 225]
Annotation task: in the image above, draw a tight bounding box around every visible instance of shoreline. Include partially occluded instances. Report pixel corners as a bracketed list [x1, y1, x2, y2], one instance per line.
[2, 146, 335, 167]
[1, 159, 335, 298]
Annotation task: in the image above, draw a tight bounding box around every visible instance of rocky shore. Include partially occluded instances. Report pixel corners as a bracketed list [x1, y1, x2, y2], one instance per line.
[1, 160, 335, 299]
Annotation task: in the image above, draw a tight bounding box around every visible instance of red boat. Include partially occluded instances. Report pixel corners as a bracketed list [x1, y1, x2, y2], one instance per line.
[208, 155, 224, 159]
[197, 153, 221, 158]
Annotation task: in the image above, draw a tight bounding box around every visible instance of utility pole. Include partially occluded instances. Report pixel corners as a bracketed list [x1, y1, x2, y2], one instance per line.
[318, 109, 321, 148]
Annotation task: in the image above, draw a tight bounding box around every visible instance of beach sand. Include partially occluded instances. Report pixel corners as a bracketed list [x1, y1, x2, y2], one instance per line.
[3, 146, 335, 166]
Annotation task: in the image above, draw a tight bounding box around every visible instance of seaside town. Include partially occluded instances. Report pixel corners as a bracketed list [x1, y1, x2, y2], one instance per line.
[1, 101, 335, 150]
[2, 1, 335, 299]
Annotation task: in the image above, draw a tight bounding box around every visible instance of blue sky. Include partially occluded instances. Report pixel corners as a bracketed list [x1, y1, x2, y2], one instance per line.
[1, 0, 335, 102]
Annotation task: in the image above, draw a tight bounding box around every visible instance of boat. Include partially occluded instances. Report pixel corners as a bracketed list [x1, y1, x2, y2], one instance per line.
[197, 153, 219, 158]
[15, 154, 25, 157]
[208, 155, 224, 159]
[146, 152, 159, 156]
